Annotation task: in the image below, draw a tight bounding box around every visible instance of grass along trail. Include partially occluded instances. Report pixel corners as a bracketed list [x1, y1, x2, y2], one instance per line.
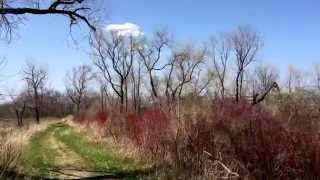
[17, 122, 148, 179]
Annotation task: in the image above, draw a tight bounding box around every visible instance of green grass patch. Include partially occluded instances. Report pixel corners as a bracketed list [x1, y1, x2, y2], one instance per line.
[52, 123, 145, 173]
[18, 122, 150, 179]
[18, 125, 61, 176]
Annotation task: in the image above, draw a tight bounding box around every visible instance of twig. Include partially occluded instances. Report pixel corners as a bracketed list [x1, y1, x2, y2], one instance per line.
[203, 150, 240, 179]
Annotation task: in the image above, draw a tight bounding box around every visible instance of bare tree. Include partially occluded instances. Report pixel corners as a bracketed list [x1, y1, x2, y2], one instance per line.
[165, 45, 205, 104]
[65, 64, 94, 113]
[190, 68, 211, 97]
[137, 30, 170, 99]
[40, 88, 73, 117]
[313, 64, 320, 91]
[252, 64, 280, 105]
[255, 64, 279, 92]
[130, 57, 143, 112]
[22, 62, 48, 124]
[231, 25, 262, 102]
[287, 65, 294, 94]
[0, 0, 101, 41]
[9, 91, 26, 126]
[209, 34, 231, 99]
[91, 31, 135, 112]
[286, 65, 304, 94]
[95, 76, 108, 112]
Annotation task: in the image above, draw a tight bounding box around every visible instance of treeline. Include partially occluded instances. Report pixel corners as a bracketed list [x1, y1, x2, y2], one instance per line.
[3, 25, 320, 126]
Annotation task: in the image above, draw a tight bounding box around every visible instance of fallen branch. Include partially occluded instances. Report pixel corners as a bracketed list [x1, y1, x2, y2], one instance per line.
[203, 150, 240, 179]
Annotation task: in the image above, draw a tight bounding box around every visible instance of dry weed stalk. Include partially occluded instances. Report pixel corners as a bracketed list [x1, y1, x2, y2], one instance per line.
[0, 133, 21, 178]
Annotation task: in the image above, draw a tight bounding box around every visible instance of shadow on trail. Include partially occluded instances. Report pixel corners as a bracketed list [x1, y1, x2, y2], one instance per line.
[2, 168, 154, 179]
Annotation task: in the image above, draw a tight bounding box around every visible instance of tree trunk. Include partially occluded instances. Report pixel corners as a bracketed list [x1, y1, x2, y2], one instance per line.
[35, 107, 40, 124]
[149, 71, 158, 98]
[252, 82, 279, 105]
[119, 79, 125, 113]
[239, 71, 244, 99]
[120, 95, 124, 113]
[235, 71, 241, 102]
[34, 89, 40, 124]
[100, 87, 105, 112]
[137, 69, 141, 113]
[221, 82, 225, 99]
[76, 103, 80, 114]
[15, 110, 21, 126]
[125, 79, 128, 112]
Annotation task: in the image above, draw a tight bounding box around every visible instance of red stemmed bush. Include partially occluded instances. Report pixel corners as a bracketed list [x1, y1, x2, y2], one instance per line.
[72, 98, 320, 179]
[126, 107, 171, 159]
[206, 99, 320, 178]
[73, 111, 109, 129]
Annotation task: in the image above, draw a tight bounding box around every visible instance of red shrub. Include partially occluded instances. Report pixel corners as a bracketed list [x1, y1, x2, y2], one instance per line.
[126, 113, 141, 141]
[167, 99, 320, 178]
[73, 112, 87, 124]
[95, 112, 109, 126]
[207, 99, 320, 178]
[73, 111, 109, 128]
[126, 107, 171, 158]
[73, 99, 320, 178]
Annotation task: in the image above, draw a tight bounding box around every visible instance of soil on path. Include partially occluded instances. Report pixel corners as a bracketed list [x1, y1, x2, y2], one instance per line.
[17, 122, 148, 179]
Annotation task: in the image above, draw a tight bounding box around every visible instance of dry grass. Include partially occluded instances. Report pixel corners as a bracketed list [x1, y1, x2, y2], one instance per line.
[0, 133, 20, 178]
[6, 117, 62, 146]
[0, 117, 63, 178]
[66, 116, 148, 166]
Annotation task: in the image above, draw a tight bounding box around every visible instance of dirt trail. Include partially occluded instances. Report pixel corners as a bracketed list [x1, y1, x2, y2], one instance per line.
[48, 129, 84, 167]
[45, 129, 97, 179]
[18, 121, 148, 179]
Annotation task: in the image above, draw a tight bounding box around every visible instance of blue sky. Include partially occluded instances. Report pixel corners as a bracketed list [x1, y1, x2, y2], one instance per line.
[1, 0, 320, 91]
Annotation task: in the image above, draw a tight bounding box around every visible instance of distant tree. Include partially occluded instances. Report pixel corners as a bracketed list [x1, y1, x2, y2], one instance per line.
[230, 25, 262, 102]
[313, 64, 320, 91]
[22, 62, 48, 124]
[9, 91, 26, 126]
[91, 31, 136, 112]
[165, 44, 205, 104]
[252, 64, 280, 105]
[255, 64, 279, 92]
[65, 64, 94, 113]
[189, 65, 211, 98]
[130, 57, 143, 112]
[137, 30, 170, 99]
[286, 65, 304, 93]
[95, 76, 108, 112]
[41, 88, 73, 117]
[209, 34, 231, 99]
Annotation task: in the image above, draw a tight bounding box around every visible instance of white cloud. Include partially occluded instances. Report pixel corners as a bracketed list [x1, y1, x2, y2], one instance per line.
[104, 22, 144, 37]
